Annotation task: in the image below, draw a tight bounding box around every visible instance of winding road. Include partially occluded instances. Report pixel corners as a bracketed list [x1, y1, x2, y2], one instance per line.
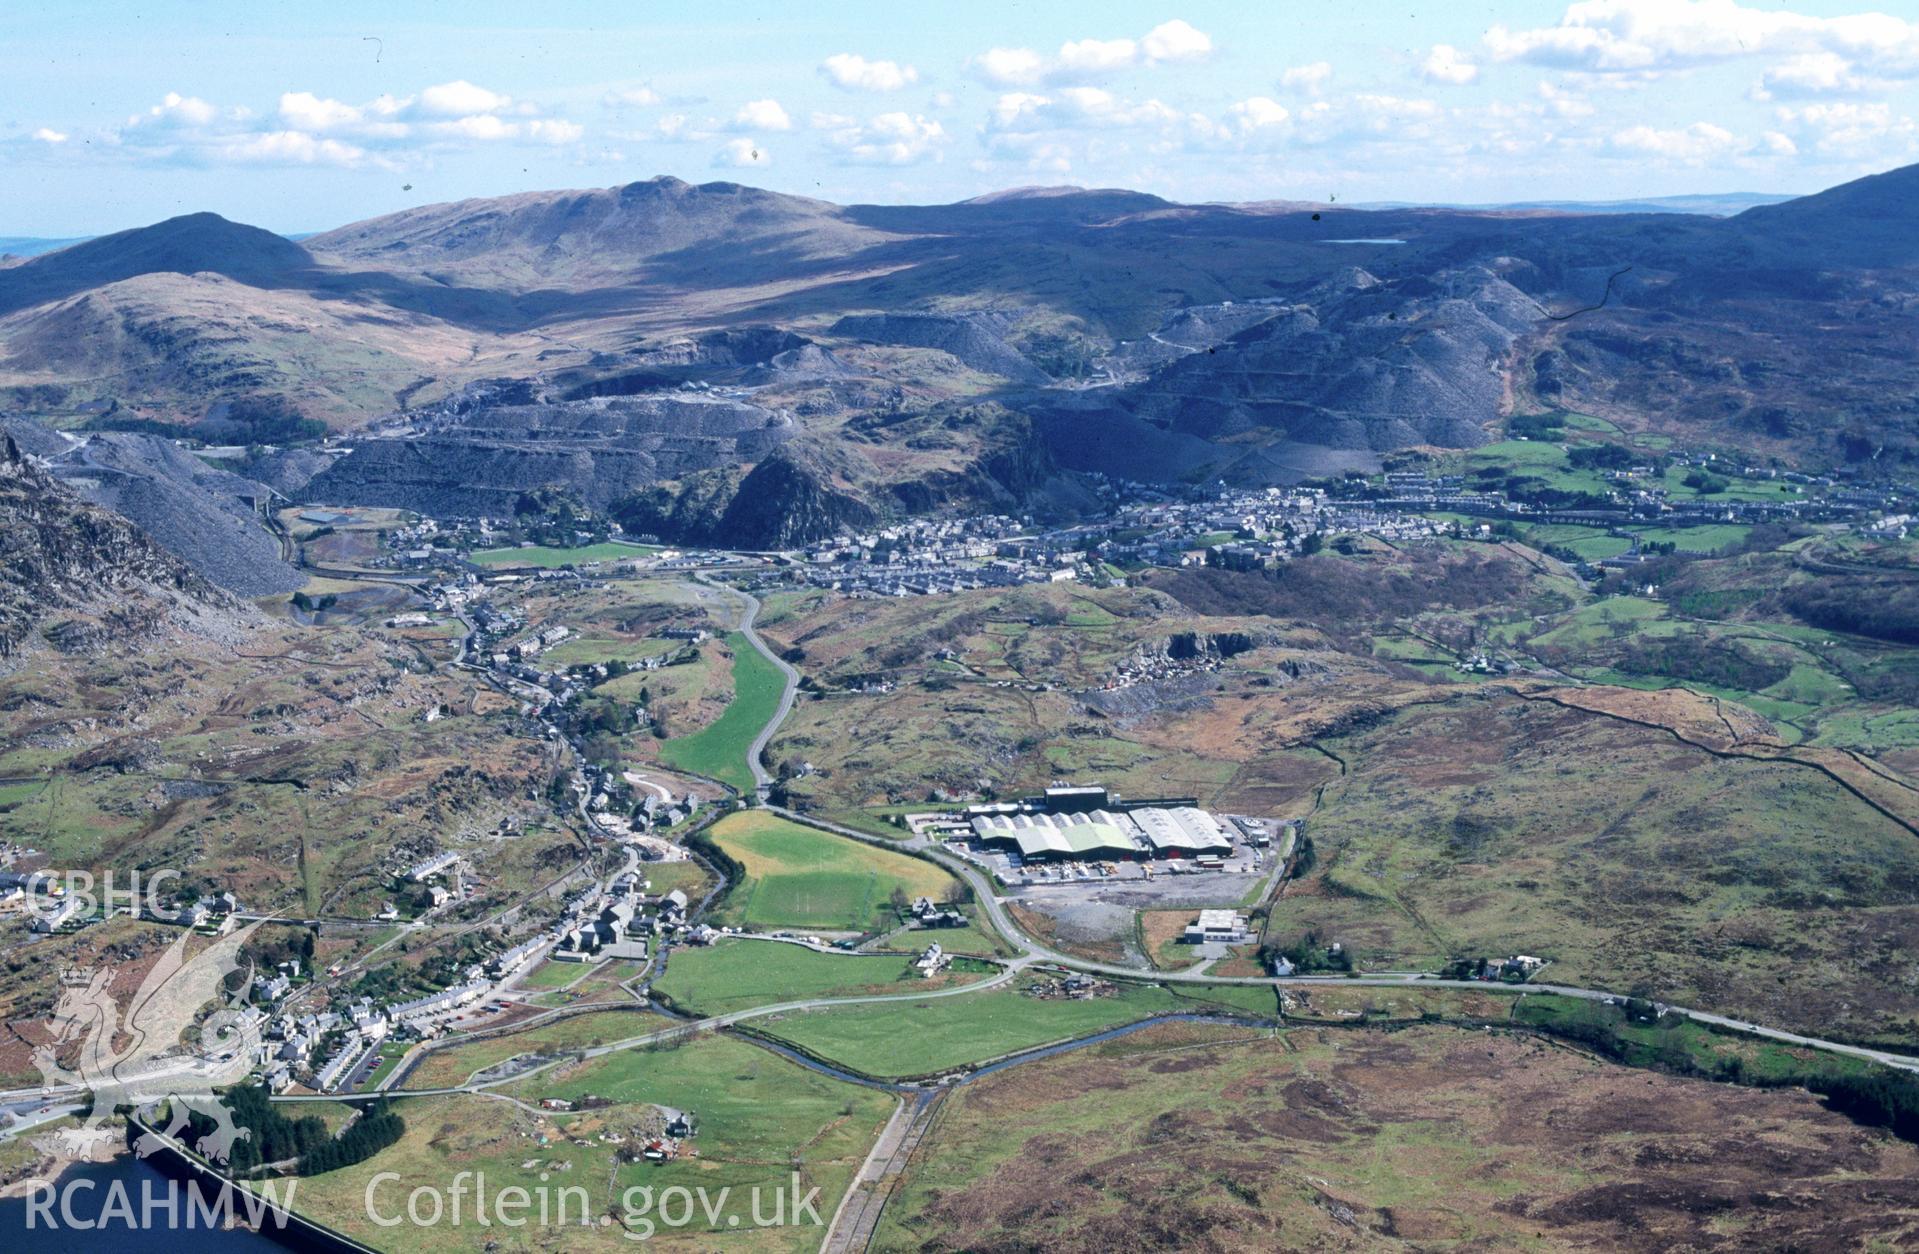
[696, 573, 799, 794]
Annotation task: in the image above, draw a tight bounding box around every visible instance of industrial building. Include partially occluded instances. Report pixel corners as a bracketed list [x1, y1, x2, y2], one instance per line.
[1183, 910, 1250, 944]
[968, 798, 1235, 863]
[970, 811, 1144, 861]
[1129, 807, 1236, 858]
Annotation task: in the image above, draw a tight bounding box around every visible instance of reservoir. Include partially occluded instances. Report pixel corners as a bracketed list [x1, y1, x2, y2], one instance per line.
[1, 1154, 283, 1251]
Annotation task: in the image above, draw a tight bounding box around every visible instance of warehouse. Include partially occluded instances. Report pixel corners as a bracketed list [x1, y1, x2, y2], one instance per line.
[969, 811, 1144, 862]
[1130, 807, 1235, 858]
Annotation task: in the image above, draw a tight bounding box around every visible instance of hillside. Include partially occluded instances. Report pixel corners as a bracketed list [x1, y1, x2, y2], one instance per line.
[0, 433, 259, 659]
[0, 164, 1915, 542]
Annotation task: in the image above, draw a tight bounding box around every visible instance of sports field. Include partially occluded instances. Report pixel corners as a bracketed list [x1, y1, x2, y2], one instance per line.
[706, 811, 956, 932]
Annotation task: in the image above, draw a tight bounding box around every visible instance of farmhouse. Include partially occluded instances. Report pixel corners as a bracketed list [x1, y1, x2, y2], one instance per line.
[915, 942, 950, 978]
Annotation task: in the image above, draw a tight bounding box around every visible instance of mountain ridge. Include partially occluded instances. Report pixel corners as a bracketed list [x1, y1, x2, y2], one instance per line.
[0, 162, 1915, 547]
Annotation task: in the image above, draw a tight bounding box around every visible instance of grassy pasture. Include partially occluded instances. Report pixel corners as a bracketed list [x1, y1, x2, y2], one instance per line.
[758, 978, 1275, 1078]
[651, 937, 985, 1015]
[658, 631, 785, 791]
[300, 1032, 889, 1253]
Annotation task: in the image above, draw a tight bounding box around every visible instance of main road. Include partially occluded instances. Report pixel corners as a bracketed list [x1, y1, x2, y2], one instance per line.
[755, 806, 1919, 1076]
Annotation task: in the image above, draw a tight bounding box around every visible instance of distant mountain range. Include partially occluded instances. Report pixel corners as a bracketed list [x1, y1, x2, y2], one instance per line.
[0, 235, 92, 259]
[1351, 192, 1795, 216]
[0, 165, 1914, 548]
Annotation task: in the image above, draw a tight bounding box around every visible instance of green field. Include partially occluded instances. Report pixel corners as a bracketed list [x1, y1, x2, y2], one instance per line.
[706, 811, 957, 933]
[541, 635, 682, 667]
[398, 1008, 660, 1090]
[1521, 524, 1634, 561]
[515, 958, 591, 991]
[0, 778, 47, 807]
[652, 937, 984, 1014]
[1513, 994, 1878, 1084]
[468, 541, 658, 568]
[657, 631, 786, 791]
[299, 1032, 891, 1253]
[1630, 523, 1753, 553]
[758, 978, 1277, 1078]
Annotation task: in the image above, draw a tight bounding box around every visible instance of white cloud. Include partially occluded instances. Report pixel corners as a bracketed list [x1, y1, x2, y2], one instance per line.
[734, 98, 792, 131]
[527, 119, 585, 144]
[988, 87, 1190, 134]
[1140, 19, 1213, 63]
[1290, 93, 1444, 146]
[972, 47, 1048, 87]
[1227, 97, 1290, 133]
[1486, 0, 1919, 79]
[414, 80, 513, 118]
[819, 111, 946, 164]
[1279, 62, 1332, 95]
[602, 86, 662, 108]
[714, 137, 770, 167]
[1604, 120, 1740, 161]
[429, 114, 514, 141]
[101, 81, 579, 169]
[278, 91, 364, 133]
[1755, 52, 1874, 99]
[1773, 100, 1918, 156]
[1536, 81, 1595, 118]
[1059, 37, 1140, 78]
[970, 20, 1214, 86]
[1420, 44, 1480, 85]
[31, 127, 68, 144]
[216, 130, 368, 167]
[134, 92, 221, 129]
[820, 53, 918, 92]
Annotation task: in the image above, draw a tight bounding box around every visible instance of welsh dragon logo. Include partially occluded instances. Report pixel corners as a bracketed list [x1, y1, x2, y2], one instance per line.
[32, 918, 270, 1165]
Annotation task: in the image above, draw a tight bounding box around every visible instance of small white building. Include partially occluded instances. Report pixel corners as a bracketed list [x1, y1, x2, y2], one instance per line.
[1182, 910, 1249, 945]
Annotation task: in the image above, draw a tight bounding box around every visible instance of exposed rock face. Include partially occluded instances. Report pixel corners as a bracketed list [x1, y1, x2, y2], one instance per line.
[0, 435, 259, 659]
[303, 393, 795, 516]
[831, 312, 1051, 384]
[614, 451, 876, 549]
[0, 418, 302, 596]
[1122, 266, 1541, 454]
[50, 432, 302, 595]
[4, 164, 1919, 517]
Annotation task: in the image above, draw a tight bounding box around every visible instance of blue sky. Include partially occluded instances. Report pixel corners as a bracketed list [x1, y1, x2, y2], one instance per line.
[4, 0, 1919, 234]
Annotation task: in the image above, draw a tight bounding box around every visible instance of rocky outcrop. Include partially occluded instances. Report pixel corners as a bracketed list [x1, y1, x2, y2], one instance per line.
[0, 435, 259, 658]
[614, 449, 876, 549]
[304, 393, 795, 516]
[1125, 265, 1541, 454]
[831, 312, 1051, 384]
[51, 432, 302, 595]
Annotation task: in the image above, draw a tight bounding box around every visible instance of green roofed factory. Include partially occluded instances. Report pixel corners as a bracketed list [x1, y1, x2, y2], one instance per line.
[965, 785, 1238, 863]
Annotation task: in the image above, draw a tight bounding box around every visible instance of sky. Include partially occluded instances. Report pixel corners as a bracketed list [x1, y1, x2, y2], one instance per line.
[4, 0, 1919, 236]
